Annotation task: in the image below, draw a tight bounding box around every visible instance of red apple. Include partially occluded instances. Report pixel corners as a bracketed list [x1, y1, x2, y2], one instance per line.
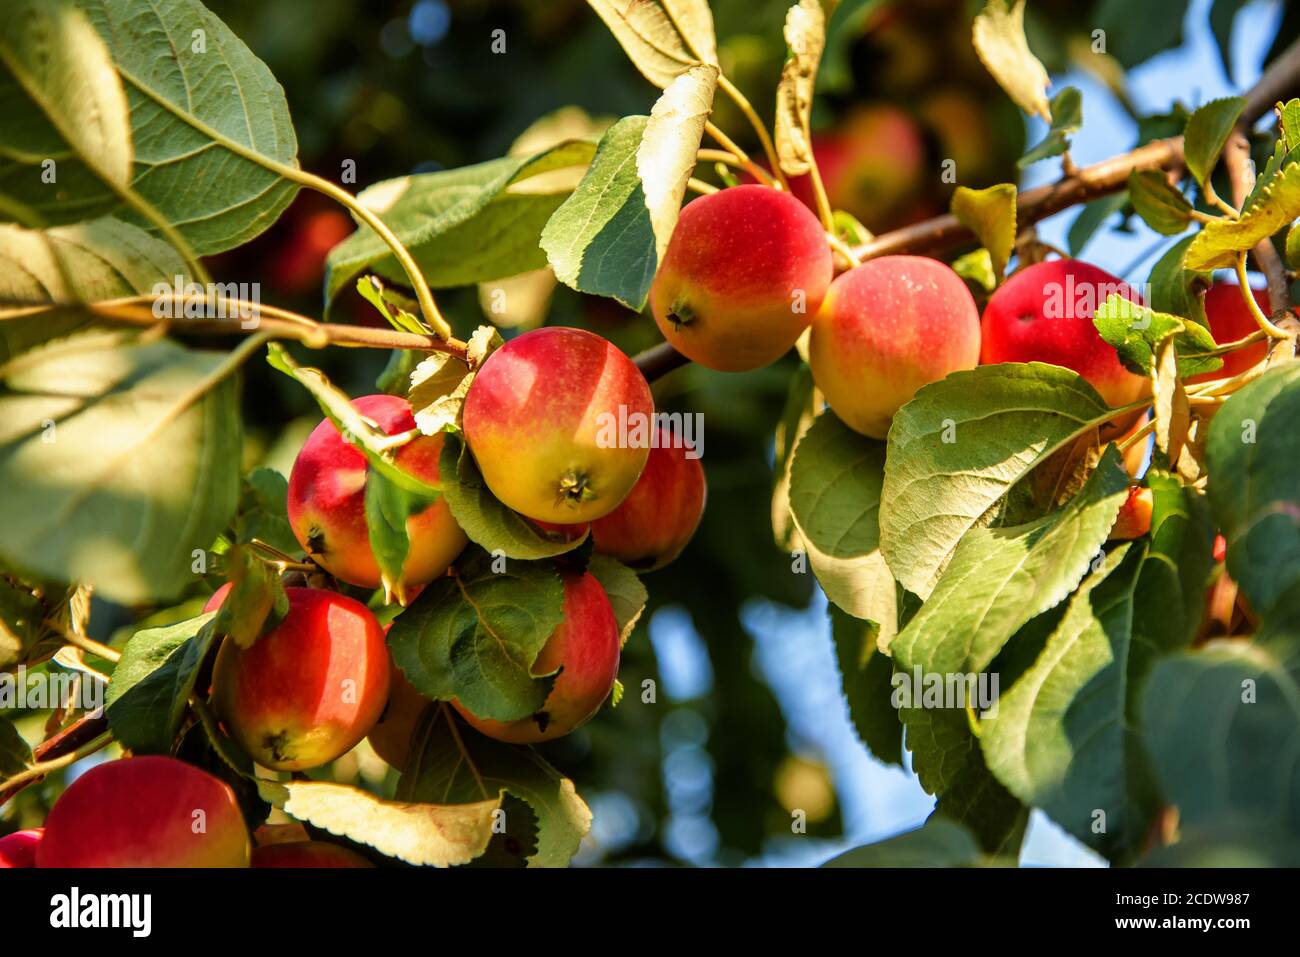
[590, 425, 705, 571]
[0, 829, 42, 868]
[288, 394, 467, 594]
[37, 756, 250, 867]
[981, 259, 1149, 410]
[649, 184, 833, 372]
[367, 649, 432, 769]
[211, 586, 390, 771]
[1108, 486, 1153, 540]
[808, 255, 981, 438]
[452, 569, 619, 744]
[1188, 283, 1271, 384]
[462, 327, 653, 524]
[251, 840, 374, 868]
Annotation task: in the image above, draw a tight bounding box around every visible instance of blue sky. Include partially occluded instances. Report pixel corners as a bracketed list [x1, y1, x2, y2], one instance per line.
[648, 0, 1285, 868]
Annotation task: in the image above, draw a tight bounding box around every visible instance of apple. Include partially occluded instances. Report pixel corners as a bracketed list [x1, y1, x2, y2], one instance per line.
[251, 841, 374, 868]
[0, 829, 42, 868]
[452, 569, 619, 744]
[367, 650, 432, 769]
[211, 586, 390, 771]
[37, 756, 249, 867]
[288, 394, 467, 593]
[1108, 486, 1153, 540]
[462, 327, 653, 524]
[808, 255, 981, 438]
[649, 184, 833, 372]
[590, 425, 706, 571]
[981, 259, 1149, 411]
[1188, 283, 1272, 384]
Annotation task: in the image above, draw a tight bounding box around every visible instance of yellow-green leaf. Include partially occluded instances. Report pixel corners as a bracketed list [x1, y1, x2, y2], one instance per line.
[774, 0, 828, 177]
[951, 184, 1017, 278]
[259, 779, 503, 868]
[1185, 160, 1300, 270]
[587, 0, 717, 89]
[637, 63, 719, 264]
[972, 0, 1051, 121]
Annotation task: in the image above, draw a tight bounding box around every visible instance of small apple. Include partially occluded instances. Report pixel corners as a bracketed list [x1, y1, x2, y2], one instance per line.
[649, 184, 833, 372]
[981, 259, 1149, 412]
[288, 394, 467, 592]
[452, 569, 619, 744]
[367, 650, 432, 769]
[211, 586, 390, 771]
[0, 829, 42, 868]
[590, 425, 706, 571]
[1108, 486, 1153, 540]
[462, 327, 653, 524]
[808, 255, 981, 438]
[1188, 283, 1272, 384]
[37, 756, 250, 867]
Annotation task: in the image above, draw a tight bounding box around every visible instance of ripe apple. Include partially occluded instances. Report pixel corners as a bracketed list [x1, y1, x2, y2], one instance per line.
[462, 327, 653, 524]
[981, 259, 1149, 411]
[452, 569, 619, 744]
[367, 650, 432, 769]
[1108, 486, 1153, 540]
[252, 841, 374, 868]
[649, 184, 833, 372]
[808, 255, 981, 438]
[37, 756, 249, 867]
[590, 425, 705, 571]
[0, 829, 42, 868]
[288, 393, 467, 593]
[1188, 283, 1272, 384]
[211, 586, 390, 771]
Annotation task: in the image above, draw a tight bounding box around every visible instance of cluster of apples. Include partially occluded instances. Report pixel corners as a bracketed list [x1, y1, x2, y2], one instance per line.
[652, 183, 1265, 443]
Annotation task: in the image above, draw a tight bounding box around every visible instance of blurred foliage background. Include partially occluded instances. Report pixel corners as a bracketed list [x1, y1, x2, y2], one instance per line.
[4, 0, 1297, 866]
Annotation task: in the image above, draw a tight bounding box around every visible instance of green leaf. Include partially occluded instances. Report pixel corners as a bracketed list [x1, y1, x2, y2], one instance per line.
[437, 435, 588, 560]
[587, 555, 646, 646]
[829, 604, 902, 767]
[1208, 0, 1248, 83]
[951, 248, 998, 292]
[0, 217, 191, 363]
[388, 549, 564, 723]
[892, 445, 1130, 680]
[1185, 159, 1300, 270]
[0, 574, 49, 670]
[106, 614, 216, 754]
[212, 546, 288, 649]
[1206, 364, 1300, 617]
[1067, 193, 1128, 257]
[0, 0, 133, 211]
[1148, 235, 1211, 328]
[1127, 169, 1193, 236]
[822, 817, 986, 867]
[1092, 293, 1222, 379]
[398, 704, 592, 867]
[1143, 639, 1300, 836]
[364, 467, 439, 603]
[0, 714, 31, 776]
[541, 118, 656, 310]
[0, 0, 301, 253]
[789, 411, 896, 632]
[258, 777, 502, 868]
[233, 468, 302, 559]
[951, 183, 1017, 278]
[1018, 87, 1082, 168]
[0, 332, 241, 605]
[324, 141, 595, 313]
[586, 0, 717, 89]
[879, 363, 1117, 599]
[1183, 96, 1246, 186]
[1093, 0, 1188, 68]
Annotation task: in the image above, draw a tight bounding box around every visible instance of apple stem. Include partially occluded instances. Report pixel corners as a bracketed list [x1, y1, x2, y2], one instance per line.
[1234, 252, 1293, 339]
[717, 75, 790, 192]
